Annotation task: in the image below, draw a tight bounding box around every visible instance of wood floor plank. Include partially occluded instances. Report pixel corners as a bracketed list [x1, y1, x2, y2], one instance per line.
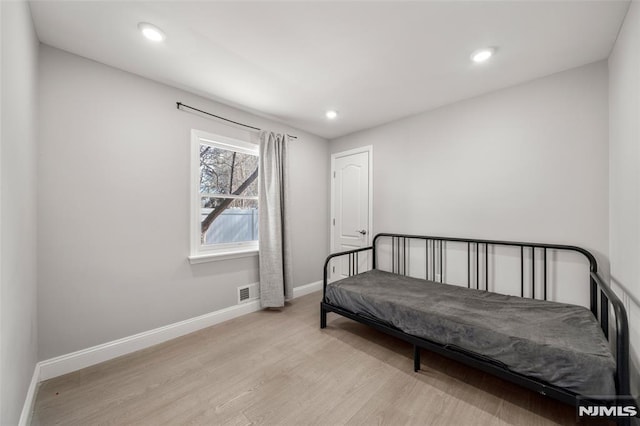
[32, 292, 577, 425]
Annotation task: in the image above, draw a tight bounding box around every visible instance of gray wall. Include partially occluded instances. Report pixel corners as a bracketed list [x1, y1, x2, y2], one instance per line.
[38, 45, 329, 360]
[1, 2, 39, 424]
[330, 61, 609, 264]
[609, 1, 640, 398]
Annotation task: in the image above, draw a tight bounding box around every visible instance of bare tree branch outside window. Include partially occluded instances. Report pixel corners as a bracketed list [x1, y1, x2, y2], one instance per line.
[199, 145, 258, 243]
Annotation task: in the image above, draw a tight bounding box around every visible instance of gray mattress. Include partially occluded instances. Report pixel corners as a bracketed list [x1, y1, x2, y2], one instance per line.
[325, 269, 616, 396]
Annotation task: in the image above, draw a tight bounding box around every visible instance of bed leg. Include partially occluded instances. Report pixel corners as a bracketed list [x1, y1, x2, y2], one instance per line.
[413, 345, 421, 372]
[320, 305, 327, 329]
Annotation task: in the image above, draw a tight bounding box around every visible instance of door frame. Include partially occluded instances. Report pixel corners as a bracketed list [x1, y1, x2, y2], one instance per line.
[330, 145, 374, 259]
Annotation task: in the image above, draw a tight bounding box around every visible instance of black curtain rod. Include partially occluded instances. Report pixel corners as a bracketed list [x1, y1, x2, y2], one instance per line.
[176, 102, 298, 140]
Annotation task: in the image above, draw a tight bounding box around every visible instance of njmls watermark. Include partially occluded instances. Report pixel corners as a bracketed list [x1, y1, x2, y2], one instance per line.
[579, 405, 637, 417]
[577, 396, 638, 421]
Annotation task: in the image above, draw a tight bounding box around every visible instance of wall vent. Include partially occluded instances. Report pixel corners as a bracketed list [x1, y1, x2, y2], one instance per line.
[238, 283, 258, 304]
[239, 287, 250, 302]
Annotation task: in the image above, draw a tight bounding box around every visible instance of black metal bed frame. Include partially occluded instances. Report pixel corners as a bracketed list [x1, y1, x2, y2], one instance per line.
[320, 232, 631, 418]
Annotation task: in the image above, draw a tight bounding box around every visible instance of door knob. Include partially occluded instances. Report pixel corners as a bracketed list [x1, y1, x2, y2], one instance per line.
[357, 229, 367, 235]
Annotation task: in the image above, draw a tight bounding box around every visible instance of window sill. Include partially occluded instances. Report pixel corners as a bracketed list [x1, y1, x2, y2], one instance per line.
[188, 249, 258, 264]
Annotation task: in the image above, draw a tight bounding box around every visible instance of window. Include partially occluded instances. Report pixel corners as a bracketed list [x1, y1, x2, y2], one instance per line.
[190, 130, 259, 263]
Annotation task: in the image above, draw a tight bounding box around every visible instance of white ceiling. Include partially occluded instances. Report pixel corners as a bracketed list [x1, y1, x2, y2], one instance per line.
[29, 1, 629, 139]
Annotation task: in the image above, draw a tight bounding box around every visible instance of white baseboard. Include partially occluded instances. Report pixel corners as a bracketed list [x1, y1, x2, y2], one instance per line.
[18, 363, 40, 426]
[293, 280, 322, 298]
[38, 299, 262, 381]
[38, 280, 322, 382]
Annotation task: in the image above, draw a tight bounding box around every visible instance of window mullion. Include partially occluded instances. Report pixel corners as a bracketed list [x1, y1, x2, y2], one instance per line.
[199, 193, 258, 200]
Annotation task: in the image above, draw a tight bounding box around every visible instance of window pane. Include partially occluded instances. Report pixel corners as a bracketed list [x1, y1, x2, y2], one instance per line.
[200, 145, 258, 196]
[201, 197, 258, 245]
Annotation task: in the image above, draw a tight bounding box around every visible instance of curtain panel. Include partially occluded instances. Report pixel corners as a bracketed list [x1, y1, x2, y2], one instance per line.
[258, 131, 293, 307]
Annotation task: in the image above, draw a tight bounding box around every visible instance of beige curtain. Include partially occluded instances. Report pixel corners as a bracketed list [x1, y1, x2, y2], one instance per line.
[258, 131, 293, 307]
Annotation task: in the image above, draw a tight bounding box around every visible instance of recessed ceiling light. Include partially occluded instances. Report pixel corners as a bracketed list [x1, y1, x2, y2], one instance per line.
[138, 22, 166, 42]
[471, 48, 495, 63]
[326, 110, 338, 119]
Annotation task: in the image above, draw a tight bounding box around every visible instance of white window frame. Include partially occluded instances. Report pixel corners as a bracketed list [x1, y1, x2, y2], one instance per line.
[189, 129, 259, 264]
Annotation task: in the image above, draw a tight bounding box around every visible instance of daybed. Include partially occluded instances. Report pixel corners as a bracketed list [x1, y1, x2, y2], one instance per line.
[320, 233, 631, 418]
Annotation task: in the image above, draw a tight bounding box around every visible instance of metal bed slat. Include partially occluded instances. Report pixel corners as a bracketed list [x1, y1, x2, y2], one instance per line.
[467, 242, 471, 288]
[601, 291, 609, 339]
[432, 239, 435, 281]
[439, 240, 443, 283]
[520, 246, 524, 297]
[426, 239, 428, 281]
[476, 243, 479, 289]
[532, 246, 535, 299]
[485, 243, 488, 291]
[403, 237, 407, 276]
[543, 248, 547, 301]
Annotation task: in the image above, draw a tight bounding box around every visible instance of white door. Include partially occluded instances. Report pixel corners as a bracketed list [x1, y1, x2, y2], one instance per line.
[331, 147, 372, 280]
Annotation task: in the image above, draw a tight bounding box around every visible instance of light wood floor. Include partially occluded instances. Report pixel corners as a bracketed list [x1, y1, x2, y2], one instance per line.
[32, 291, 580, 425]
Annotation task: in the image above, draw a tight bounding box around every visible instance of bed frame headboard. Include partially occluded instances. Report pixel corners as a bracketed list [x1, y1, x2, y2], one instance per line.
[324, 232, 630, 397]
